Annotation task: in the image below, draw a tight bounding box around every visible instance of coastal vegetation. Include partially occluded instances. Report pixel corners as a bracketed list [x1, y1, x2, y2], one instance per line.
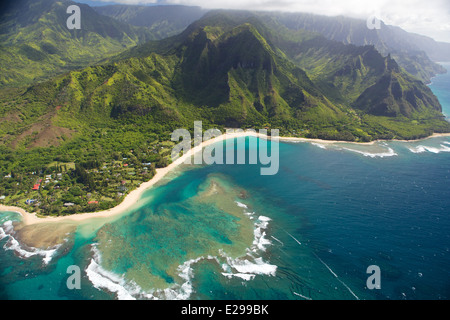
[0, 0, 155, 88]
[1, 4, 450, 216]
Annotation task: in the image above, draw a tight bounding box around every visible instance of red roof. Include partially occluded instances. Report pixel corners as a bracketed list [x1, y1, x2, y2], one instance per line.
[32, 184, 40, 190]
[88, 201, 99, 204]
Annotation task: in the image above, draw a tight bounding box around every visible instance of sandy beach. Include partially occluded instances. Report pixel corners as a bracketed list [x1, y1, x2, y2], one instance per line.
[0, 130, 254, 226]
[1, 130, 450, 227]
[279, 132, 450, 145]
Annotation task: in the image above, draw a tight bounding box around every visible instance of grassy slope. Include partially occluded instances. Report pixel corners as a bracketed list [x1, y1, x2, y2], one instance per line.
[255, 12, 447, 84]
[0, 0, 155, 88]
[1, 11, 450, 215]
[94, 4, 207, 39]
[2, 11, 449, 149]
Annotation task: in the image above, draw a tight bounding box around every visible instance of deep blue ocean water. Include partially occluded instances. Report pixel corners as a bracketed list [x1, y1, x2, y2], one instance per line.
[1, 64, 449, 300]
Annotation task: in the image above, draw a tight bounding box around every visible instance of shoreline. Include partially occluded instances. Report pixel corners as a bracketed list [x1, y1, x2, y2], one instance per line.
[0, 130, 254, 226]
[279, 132, 450, 145]
[1, 131, 450, 226]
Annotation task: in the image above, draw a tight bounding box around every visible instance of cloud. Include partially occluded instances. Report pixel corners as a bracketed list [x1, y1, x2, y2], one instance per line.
[88, 0, 450, 42]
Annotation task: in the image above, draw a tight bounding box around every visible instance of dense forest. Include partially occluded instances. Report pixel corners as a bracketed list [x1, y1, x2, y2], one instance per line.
[1, 2, 449, 216]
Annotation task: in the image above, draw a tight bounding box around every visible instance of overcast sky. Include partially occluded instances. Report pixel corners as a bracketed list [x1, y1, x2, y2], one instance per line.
[81, 0, 450, 42]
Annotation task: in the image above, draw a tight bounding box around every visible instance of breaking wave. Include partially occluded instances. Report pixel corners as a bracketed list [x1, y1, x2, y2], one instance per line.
[85, 201, 277, 300]
[311, 143, 327, 150]
[0, 221, 61, 265]
[340, 146, 398, 158]
[407, 144, 450, 154]
[220, 206, 277, 282]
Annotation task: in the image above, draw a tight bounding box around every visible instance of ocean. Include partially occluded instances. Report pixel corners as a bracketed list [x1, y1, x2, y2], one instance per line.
[1, 63, 449, 300]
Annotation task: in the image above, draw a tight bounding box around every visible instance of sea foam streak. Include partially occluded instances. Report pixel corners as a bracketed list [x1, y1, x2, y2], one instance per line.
[341, 146, 398, 158]
[293, 292, 312, 300]
[313, 252, 359, 300]
[222, 255, 277, 277]
[86, 245, 137, 300]
[0, 221, 60, 265]
[253, 216, 272, 252]
[85, 201, 277, 299]
[0, 225, 8, 241]
[86, 246, 219, 300]
[235, 201, 248, 209]
[220, 203, 277, 282]
[408, 144, 450, 154]
[311, 143, 327, 149]
[88, 245, 193, 300]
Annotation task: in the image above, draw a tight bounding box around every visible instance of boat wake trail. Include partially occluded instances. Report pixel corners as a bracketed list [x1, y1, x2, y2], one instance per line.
[293, 291, 312, 300]
[313, 252, 360, 300]
[284, 230, 360, 300]
[285, 231, 302, 246]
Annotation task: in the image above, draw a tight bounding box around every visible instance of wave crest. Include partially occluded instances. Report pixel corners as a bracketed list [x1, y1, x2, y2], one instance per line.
[408, 144, 450, 154]
[0, 221, 61, 265]
[84, 202, 277, 300]
[341, 146, 398, 158]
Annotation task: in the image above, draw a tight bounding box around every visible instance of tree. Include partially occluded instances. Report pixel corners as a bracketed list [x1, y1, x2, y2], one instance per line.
[74, 164, 95, 191]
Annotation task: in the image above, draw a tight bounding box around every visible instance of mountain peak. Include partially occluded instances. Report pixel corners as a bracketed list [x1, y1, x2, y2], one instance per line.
[1, 7, 448, 146]
[0, 0, 154, 87]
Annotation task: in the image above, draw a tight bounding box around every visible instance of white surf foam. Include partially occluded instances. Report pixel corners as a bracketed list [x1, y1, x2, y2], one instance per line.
[341, 147, 398, 158]
[222, 273, 256, 281]
[311, 143, 327, 149]
[408, 144, 450, 154]
[217, 204, 277, 282]
[161, 256, 207, 300]
[0, 221, 61, 265]
[0, 226, 7, 241]
[235, 201, 248, 209]
[86, 246, 277, 299]
[0, 219, 13, 240]
[235, 203, 273, 254]
[220, 252, 277, 282]
[222, 253, 277, 278]
[408, 146, 427, 154]
[86, 245, 217, 300]
[85, 203, 278, 299]
[252, 216, 272, 252]
[86, 245, 137, 300]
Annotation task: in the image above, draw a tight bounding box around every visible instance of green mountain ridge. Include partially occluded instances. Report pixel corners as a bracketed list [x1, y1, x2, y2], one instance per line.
[1, 9, 450, 216]
[171, 23, 341, 128]
[0, 0, 155, 88]
[2, 11, 449, 148]
[93, 4, 208, 39]
[170, 11, 446, 121]
[268, 24, 444, 119]
[257, 12, 448, 83]
[92, 5, 449, 84]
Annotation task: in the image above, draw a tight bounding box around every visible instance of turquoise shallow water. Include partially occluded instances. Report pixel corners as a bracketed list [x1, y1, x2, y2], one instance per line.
[1, 64, 450, 300]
